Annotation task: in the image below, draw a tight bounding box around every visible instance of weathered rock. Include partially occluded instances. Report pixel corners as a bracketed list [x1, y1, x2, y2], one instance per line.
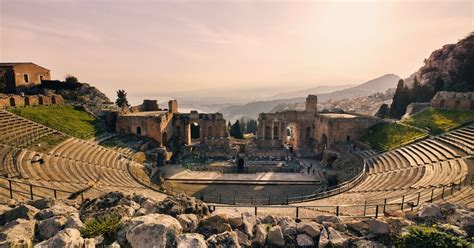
[296, 233, 314, 247]
[352, 239, 386, 248]
[260, 215, 278, 225]
[137, 199, 156, 215]
[36, 203, 78, 220]
[65, 213, 84, 229]
[327, 227, 346, 247]
[315, 215, 341, 224]
[0, 219, 35, 247]
[27, 198, 58, 210]
[318, 227, 329, 248]
[80, 191, 139, 220]
[107, 241, 121, 248]
[253, 224, 267, 246]
[234, 229, 251, 247]
[279, 216, 297, 236]
[347, 220, 370, 236]
[241, 212, 256, 237]
[439, 223, 467, 237]
[198, 213, 232, 237]
[84, 238, 96, 248]
[176, 233, 207, 248]
[35, 228, 84, 248]
[156, 194, 209, 217]
[0, 205, 12, 216]
[228, 214, 243, 229]
[445, 206, 474, 236]
[418, 203, 442, 219]
[267, 226, 285, 247]
[206, 231, 240, 248]
[0, 204, 39, 225]
[365, 219, 391, 236]
[297, 221, 322, 238]
[384, 217, 414, 235]
[125, 213, 182, 248]
[176, 214, 199, 232]
[37, 215, 68, 240]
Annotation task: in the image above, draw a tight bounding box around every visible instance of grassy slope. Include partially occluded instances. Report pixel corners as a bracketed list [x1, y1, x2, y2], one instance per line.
[403, 108, 474, 134]
[11, 105, 103, 139]
[360, 123, 427, 151]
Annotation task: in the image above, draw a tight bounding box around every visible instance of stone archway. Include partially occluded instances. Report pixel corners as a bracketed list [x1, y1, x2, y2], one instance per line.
[264, 126, 271, 140]
[162, 132, 168, 146]
[285, 122, 299, 151]
[191, 122, 200, 139]
[321, 134, 328, 150]
[9, 98, 15, 107]
[440, 100, 446, 108]
[454, 100, 461, 109]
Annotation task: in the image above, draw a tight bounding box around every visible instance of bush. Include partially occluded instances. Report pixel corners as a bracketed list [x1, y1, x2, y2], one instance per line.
[80, 214, 123, 239]
[395, 225, 471, 248]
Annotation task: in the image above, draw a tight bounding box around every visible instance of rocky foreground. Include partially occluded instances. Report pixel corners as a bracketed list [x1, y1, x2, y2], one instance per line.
[0, 192, 472, 248]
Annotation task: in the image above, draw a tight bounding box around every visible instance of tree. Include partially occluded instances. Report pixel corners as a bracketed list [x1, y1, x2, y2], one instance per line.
[229, 120, 244, 139]
[246, 119, 258, 134]
[65, 74, 79, 84]
[115, 89, 129, 108]
[390, 79, 411, 119]
[375, 104, 389, 119]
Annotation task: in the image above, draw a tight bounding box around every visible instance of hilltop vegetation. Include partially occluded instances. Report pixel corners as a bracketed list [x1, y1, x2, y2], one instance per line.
[11, 105, 103, 139]
[403, 108, 474, 134]
[360, 123, 427, 151]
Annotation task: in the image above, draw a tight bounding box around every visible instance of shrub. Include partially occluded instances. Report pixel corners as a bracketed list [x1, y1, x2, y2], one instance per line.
[395, 225, 471, 248]
[80, 214, 123, 239]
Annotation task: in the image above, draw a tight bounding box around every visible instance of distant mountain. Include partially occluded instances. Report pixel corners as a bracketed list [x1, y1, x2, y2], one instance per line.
[219, 74, 400, 121]
[269, 84, 353, 99]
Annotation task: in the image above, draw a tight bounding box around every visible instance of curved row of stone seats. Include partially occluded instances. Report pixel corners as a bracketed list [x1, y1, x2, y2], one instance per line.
[0, 111, 63, 147]
[0, 146, 24, 178]
[436, 124, 474, 155]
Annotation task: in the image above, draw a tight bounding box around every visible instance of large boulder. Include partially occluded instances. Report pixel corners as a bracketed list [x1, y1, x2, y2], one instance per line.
[279, 216, 297, 236]
[65, 213, 84, 229]
[418, 203, 442, 219]
[125, 214, 182, 248]
[234, 229, 251, 247]
[176, 233, 207, 248]
[27, 198, 58, 210]
[444, 205, 474, 236]
[176, 214, 199, 232]
[241, 212, 256, 237]
[197, 213, 232, 237]
[365, 219, 391, 236]
[315, 215, 341, 224]
[267, 226, 285, 247]
[206, 231, 240, 248]
[80, 192, 139, 220]
[352, 239, 386, 248]
[327, 227, 346, 247]
[0, 219, 35, 247]
[37, 215, 68, 240]
[35, 203, 78, 220]
[156, 194, 209, 217]
[297, 221, 322, 238]
[253, 224, 267, 246]
[296, 233, 314, 247]
[318, 227, 329, 248]
[0, 204, 39, 225]
[34, 228, 84, 248]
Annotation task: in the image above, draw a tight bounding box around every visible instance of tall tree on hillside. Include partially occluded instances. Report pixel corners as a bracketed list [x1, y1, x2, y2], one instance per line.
[65, 75, 79, 84]
[116, 89, 130, 108]
[238, 117, 247, 133]
[375, 104, 390, 119]
[229, 120, 244, 139]
[390, 79, 411, 119]
[246, 119, 258, 134]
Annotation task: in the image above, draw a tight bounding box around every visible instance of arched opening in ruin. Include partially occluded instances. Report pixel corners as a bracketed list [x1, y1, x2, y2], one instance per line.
[321, 134, 328, 150]
[136, 126, 142, 135]
[176, 126, 181, 137]
[237, 158, 244, 172]
[306, 126, 311, 139]
[273, 126, 279, 140]
[346, 135, 351, 142]
[454, 100, 461, 109]
[9, 98, 15, 107]
[285, 123, 299, 152]
[25, 97, 31, 106]
[162, 132, 168, 146]
[440, 100, 445, 108]
[264, 126, 271, 140]
[51, 96, 57, 104]
[207, 126, 212, 138]
[470, 101, 474, 110]
[191, 122, 200, 139]
[39, 97, 44, 105]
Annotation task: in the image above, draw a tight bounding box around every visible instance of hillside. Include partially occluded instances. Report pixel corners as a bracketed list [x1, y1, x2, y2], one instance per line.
[269, 84, 353, 99]
[219, 74, 400, 121]
[403, 108, 474, 134]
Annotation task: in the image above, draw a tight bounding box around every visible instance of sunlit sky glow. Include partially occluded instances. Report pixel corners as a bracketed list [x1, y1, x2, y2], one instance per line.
[1, 0, 472, 98]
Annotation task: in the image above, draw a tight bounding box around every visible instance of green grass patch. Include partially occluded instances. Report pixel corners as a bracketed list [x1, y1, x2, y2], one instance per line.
[395, 225, 472, 248]
[10, 105, 103, 139]
[28, 134, 68, 153]
[404, 108, 474, 134]
[80, 214, 123, 239]
[360, 123, 427, 151]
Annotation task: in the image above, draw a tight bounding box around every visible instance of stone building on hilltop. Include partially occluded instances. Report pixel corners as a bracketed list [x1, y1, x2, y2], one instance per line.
[431, 91, 474, 111]
[0, 63, 51, 93]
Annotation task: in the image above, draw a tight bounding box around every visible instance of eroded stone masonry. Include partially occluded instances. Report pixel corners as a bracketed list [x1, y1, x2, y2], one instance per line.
[116, 95, 380, 159]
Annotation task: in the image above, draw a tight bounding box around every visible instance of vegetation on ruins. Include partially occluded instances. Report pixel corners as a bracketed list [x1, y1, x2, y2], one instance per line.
[80, 213, 123, 240]
[395, 225, 472, 248]
[238, 117, 258, 134]
[65, 74, 79, 84]
[115, 89, 130, 108]
[229, 120, 244, 139]
[11, 105, 103, 139]
[376, 103, 390, 119]
[404, 108, 474, 134]
[360, 123, 427, 151]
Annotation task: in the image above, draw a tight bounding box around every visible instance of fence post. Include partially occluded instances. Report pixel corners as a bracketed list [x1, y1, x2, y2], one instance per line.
[9, 180, 13, 199]
[81, 193, 84, 203]
[430, 188, 434, 202]
[200, 193, 203, 201]
[451, 184, 454, 195]
[296, 207, 299, 218]
[254, 206, 257, 216]
[219, 195, 222, 204]
[441, 186, 445, 199]
[458, 179, 461, 190]
[401, 195, 405, 211]
[336, 206, 339, 216]
[383, 198, 387, 213]
[53, 189, 57, 199]
[29, 184, 33, 200]
[251, 196, 253, 205]
[363, 201, 367, 216]
[233, 195, 236, 205]
[268, 196, 271, 205]
[286, 196, 289, 205]
[375, 205, 379, 219]
[416, 192, 421, 206]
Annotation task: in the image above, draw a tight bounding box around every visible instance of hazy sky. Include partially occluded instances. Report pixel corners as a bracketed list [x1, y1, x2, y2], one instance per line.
[1, 0, 472, 98]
